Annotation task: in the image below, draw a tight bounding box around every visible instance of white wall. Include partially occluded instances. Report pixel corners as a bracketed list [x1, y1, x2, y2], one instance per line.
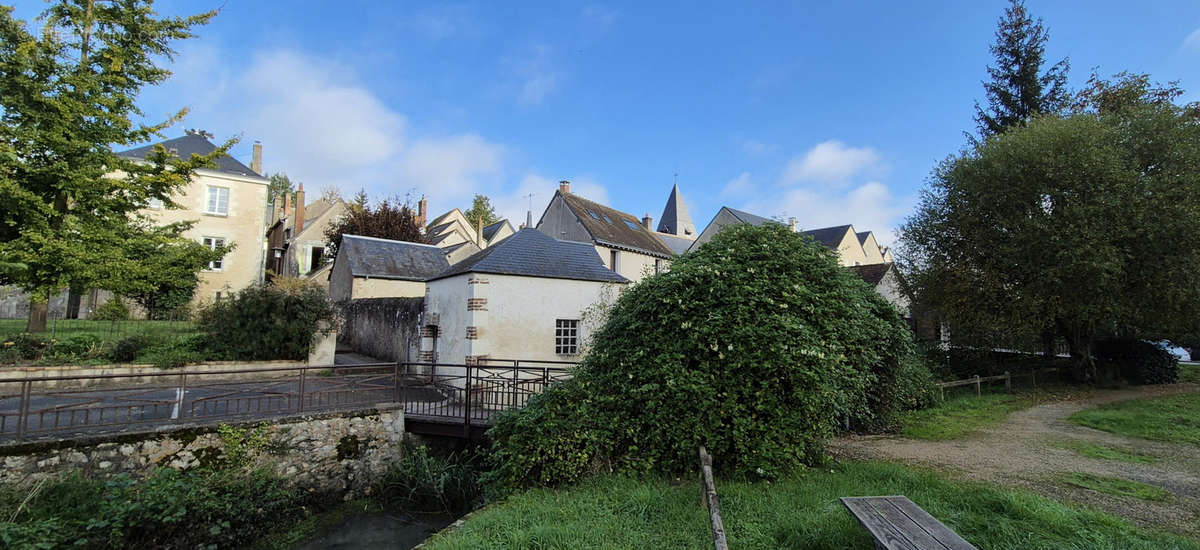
[424, 274, 472, 364]
[595, 245, 663, 283]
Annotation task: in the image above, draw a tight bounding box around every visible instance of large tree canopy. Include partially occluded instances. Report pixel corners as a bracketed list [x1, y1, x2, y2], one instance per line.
[973, 0, 1070, 139]
[463, 194, 500, 231]
[0, 1, 218, 330]
[900, 75, 1200, 381]
[323, 194, 428, 260]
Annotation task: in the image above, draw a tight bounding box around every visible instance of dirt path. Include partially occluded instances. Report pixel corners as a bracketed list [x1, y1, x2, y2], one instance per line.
[832, 383, 1200, 536]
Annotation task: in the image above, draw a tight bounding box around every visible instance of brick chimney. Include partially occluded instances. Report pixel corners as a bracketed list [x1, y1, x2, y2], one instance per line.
[558, 180, 570, 194]
[417, 196, 427, 226]
[293, 183, 306, 235]
[282, 191, 291, 219]
[251, 141, 262, 174]
[788, 217, 797, 232]
[477, 217, 484, 247]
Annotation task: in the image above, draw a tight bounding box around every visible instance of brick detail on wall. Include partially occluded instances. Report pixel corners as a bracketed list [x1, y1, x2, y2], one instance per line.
[465, 326, 479, 340]
[420, 326, 438, 338]
[464, 354, 489, 366]
[466, 298, 488, 311]
[418, 351, 435, 362]
[467, 276, 489, 285]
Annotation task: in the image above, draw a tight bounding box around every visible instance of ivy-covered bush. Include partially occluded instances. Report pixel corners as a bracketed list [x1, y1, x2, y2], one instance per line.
[109, 335, 150, 363]
[90, 297, 130, 321]
[1094, 338, 1179, 385]
[486, 223, 920, 490]
[197, 282, 334, 361]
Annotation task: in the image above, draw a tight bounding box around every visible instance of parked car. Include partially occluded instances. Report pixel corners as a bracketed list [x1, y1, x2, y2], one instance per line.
[1153, 340, 1191, 362]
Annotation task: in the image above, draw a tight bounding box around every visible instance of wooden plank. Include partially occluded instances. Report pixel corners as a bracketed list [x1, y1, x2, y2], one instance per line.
[841, 498, 921, 550]
[698, 446, 729, 550]
[888, 497, 978, 550]
[869, 499, 952, 550]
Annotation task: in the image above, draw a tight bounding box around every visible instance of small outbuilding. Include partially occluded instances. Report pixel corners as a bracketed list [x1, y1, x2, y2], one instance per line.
[420, 228, 629, 365]
[328, 234, 450, 301]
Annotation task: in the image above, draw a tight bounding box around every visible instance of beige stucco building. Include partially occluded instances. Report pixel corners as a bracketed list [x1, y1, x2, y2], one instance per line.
[120, 132, 270, 304]
[421, 228, 628, 366]
[265, 188, 348, 280]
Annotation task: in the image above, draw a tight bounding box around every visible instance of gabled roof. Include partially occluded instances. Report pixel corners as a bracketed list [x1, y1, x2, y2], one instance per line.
[432, 228, 629, 283]
[482, 219, 514, 242]
[557, 191, 675, 258]
[338, 234, 450, 281]
[850, 263, 892, 286]
[425, 208, 462, 230]
[117, 133, 261, 178]
[724, 207, 775, 227]
[856, 231, 872, 246]
[657, 183, 696, 236]
[802, 224, 854, 250]
[656, 232, 693, 255]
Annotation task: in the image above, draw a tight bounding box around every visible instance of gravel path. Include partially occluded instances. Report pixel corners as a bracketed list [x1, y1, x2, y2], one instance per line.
[831, 383, 1200, 536]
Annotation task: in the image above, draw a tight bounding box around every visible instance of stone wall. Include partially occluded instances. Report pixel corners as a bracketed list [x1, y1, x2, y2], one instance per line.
[338, 297, 423, 362]
[0, 404, 405, 498]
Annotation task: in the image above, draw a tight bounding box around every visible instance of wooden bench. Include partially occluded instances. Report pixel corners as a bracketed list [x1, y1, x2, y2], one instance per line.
[840, 496, 978, 550]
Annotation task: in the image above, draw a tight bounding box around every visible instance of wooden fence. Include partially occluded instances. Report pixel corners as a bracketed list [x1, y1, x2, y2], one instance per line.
[935, 367, 1060, 401]
[698, 446, 729, 550]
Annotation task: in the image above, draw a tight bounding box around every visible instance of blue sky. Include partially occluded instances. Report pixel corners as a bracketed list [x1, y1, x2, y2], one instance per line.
[15, 1, 1200, 242]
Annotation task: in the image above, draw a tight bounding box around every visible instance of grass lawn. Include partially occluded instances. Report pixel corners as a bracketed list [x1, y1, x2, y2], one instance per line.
[0, 318, 199, 342]
[897, 392, 1035, 440]
[1181, 363, 1200, 384]
[1055, 440, 1157, 464]
[1060, 473, 1172, 502]
[422, 461, 1197, 550]
[1069, 394, 1200, 446]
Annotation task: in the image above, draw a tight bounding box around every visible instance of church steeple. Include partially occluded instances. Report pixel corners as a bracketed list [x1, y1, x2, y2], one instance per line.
[656, 182, 696, 237]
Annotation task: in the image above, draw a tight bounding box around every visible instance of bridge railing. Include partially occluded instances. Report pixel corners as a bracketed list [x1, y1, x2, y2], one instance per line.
[0, 360, 576, 441]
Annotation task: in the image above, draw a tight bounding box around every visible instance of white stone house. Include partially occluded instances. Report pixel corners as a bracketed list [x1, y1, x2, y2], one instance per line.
[420, 228, 628, 366]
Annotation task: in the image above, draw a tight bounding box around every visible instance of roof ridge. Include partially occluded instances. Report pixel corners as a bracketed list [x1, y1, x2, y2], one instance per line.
[342, 233, 439, 248]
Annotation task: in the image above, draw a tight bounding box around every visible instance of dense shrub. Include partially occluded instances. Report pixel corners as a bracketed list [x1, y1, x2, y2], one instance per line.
[0, 468, 312, 549]
[1094, 338, 1179, 385]
[891, 355, 939, 411]
[110, 335, 150, 363]
[2, 333, 49, 361]
[48, 334, 104, 360]
[91, 297, 130, 321]
[377, 444, 484, 513]
[486, 224, 917, 490]
[197, 282, 334, 361]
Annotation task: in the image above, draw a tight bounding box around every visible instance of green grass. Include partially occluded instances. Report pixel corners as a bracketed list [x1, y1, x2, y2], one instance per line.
[1056, 440, 1157, 464]
[1070, 394, 1200, 446]
[898, 392, 1035, 440]
[1181, 363, 1200, 384]
[422, 461, 1198, 550]
[0, 318, 199, 343]
[1060, 473, 1173, 502]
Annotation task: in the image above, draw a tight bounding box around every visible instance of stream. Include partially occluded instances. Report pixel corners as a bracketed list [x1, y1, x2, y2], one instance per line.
[291, 511, 457, 550]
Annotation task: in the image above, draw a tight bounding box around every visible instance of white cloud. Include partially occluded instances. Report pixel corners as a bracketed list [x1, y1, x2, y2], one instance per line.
[743, 181, 912, 246]
[396, 134, 504, 199]
[782, 140, 881, 185]
[505, 44, 563, 106]
[721, 172, 753, 197]
[1184, 27, 1200, 50]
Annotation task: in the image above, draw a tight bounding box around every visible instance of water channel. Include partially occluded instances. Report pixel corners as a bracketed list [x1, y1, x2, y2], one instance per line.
[291, 511, 456, 550]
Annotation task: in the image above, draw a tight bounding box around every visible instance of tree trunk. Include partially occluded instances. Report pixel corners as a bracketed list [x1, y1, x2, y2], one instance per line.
[1040, 329, 1057, 365]
[27, 296, 48, 333]
[1059, 320, 1096, 383]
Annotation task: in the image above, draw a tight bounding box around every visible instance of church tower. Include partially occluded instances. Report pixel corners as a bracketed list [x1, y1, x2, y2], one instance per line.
[656, 182, 696, 237]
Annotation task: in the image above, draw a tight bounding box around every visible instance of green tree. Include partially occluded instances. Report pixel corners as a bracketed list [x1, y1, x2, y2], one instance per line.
[267, 172, 295, 207]
[0, 1, 217, 331]
[973, 0, 1070, 139]
[463, 194, 500, 230]
[113, 221, 232, 318]
[323, 194, 427, 260]
[900, 75, 1200, 382]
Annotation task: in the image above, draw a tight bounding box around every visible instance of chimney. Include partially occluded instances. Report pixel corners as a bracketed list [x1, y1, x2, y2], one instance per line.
[417, 196, 427, 226]
[282, 191, 291, 219]
[642, 213, 653, 230]
[251, 141, 262, 174]
[477, 217, 484, 247]
[293, 183, 306, 235]
[788, 217, 797, 232]
[558, 180, 570, 194]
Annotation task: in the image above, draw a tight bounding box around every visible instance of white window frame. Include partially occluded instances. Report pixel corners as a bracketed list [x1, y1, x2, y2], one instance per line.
[147, 197, 164, 210]
[555, 319, 579, 355]
[205, 185, 230, 216]
[202, 236, 226, 271]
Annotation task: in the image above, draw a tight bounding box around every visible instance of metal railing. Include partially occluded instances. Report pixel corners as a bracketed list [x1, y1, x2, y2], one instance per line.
[0, 360, 575, 441]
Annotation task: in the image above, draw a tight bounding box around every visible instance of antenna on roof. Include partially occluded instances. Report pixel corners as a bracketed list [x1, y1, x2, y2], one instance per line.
[524, 192, 535, 228]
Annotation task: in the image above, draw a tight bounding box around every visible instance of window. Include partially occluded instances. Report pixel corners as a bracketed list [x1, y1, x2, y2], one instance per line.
[609, 250, 619, 272]
[555, 319, 579, 355]
[308, 246, 324, 274]
[624, 219, 642, 231]
[654, 259, 662, 274]
[586, 209, 601, 221]
[206, 186, 230, 215]
[147, 198, 164, 209]
[202, 237, 226, 270]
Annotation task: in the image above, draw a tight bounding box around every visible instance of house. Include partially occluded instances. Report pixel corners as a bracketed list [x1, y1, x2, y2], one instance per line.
[689, 206, 890, 267]
[850, 263, 910, 315]
[328, 234, 450, 302]
[119, 130, 270, 303]
[264, 185, 348, 280]
[535, 181, 676, 282]
[420, 228, 629, 365]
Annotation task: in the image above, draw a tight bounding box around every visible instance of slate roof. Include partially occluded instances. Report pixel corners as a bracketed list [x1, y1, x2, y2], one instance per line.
[559, 192, 675, 258]
[802, 224, 853, 250]
[432, 228, 629, 283]
[482, 219, 513, 242]
[656, 232, 694, 255]
[724, 207, 775, 227]
[440, 241, 476, 255]
[425, 209, 462, 231]
[856, 231, 873, 246]
[338, 234, 450, 281]
[850, 263, 892, 286]
[657, 183, 696, 236]
[117, 133, 261, 177]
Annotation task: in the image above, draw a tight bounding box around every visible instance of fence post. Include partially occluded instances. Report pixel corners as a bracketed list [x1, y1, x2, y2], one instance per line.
[512, 366, 520, 409]
[1004, 371, 1011, 392]
[393, 363, 402, 403]
[174, 373, 188, 420]
[698, 446, 729, 550]
[16, 380, 31, 440]
[938, 384, 944, 403]
[463, 364, 473, 439]
[974, 375, 981, 397]
[1032, 370, 1037, 389]
[297, 368, 307, 413]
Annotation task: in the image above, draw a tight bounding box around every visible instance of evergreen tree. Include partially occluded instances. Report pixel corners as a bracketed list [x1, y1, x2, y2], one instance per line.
[0, 1, 217, 331]
[463, 194, 500, 230]
[973, 0, 1070, 139]
[323, 194, 427, 260]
